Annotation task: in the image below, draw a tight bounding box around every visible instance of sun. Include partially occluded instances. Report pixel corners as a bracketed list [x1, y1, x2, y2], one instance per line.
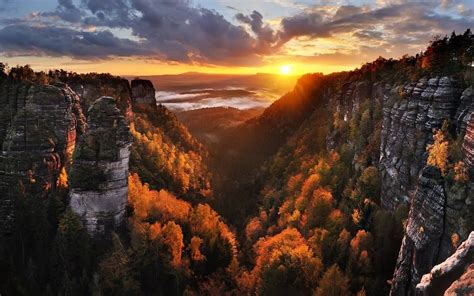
[280, 65, 292, 75]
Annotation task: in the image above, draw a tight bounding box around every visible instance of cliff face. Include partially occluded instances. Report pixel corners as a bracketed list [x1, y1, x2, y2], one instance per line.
[0, 80, 86, 234]
[463, 110, 474, 169]
[319, 74, 473, 295]
[385, 78, 474, 295]
[131, 79, 156, 106]
[380, 77, 464, 210]
[0, 75, 192, 236]
[69, 96, 132, 234]
[65, 76, 133, 121]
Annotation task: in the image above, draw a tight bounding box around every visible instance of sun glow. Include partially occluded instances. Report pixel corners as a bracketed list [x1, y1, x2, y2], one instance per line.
[280, 65, 292, 75]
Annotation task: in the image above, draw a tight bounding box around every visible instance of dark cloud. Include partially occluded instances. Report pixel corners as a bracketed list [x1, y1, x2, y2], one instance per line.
[0, 0, 472, 66]
[277, 2, 472, 55]
[236, 10, 276, 52]
[279, 12, 327, 43]
[0, 25, 151, 58]
[333, 5, 365, 20]
[7, 0, 270, 65]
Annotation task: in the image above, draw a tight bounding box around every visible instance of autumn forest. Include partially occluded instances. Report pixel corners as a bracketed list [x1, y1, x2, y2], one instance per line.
[0, 3, 473, 295]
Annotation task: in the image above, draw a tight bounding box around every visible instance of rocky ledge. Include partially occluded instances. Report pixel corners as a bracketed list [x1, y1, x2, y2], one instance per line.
[69, 96, 132, 234]
[416, 232, 474, 296]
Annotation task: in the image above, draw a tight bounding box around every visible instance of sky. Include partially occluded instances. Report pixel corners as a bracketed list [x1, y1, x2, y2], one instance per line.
[0, 0, 472, 76]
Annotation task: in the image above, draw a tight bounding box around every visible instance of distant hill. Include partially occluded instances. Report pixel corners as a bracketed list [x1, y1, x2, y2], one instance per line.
[125, 72, 298, 94]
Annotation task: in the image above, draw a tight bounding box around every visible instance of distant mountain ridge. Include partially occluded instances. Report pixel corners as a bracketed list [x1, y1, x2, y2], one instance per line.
[126, 72, 298, 94]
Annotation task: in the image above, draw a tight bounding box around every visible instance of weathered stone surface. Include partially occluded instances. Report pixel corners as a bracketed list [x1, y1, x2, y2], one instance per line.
[311, 74, 473, 295]
[0, 80, 86, 234]
[131, 79, 156, 106]
[445, 264, 474, 295]
[463, 112, 474, 172]
[416, 232, 474, 296]
[380, 77, 464, 211]
[390, 164, 473, 295]
[455, 87, 473, 136]
[390, 166, 448, 295]
[329, 80, 372, 121]
[65, 76, 133, 121]
[69, 96, 132, 234]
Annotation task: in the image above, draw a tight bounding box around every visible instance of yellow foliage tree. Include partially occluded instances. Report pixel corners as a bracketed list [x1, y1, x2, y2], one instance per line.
[250, 228, 322, 295]
[427, 128, 449, 175]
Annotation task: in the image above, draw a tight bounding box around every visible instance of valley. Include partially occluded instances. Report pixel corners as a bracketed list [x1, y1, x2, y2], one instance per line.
[0, 31, 473, 296]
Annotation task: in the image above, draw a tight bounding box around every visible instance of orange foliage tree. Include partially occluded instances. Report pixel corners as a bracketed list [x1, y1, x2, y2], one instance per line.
[242, 228, 322, 295]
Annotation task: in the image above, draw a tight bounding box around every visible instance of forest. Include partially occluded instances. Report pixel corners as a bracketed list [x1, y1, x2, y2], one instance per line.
[0, 30, 473, 296]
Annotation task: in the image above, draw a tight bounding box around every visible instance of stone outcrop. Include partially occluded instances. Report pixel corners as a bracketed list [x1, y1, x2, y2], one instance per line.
[390, 166, 449, 295]
[324, 75, 473, 295]
[0, 80, 86, 234]
[380, 77, 463, 210]
[386, 78, 474, 295]
[65, 76, 133, 121]
[416, 232, 474, 296]
[131, 78, 156, 106]
[463, 113, 474, 171]
[455, 87, 473, 136]
[444, 264, 474, 295]
[69, 96, 132, 234]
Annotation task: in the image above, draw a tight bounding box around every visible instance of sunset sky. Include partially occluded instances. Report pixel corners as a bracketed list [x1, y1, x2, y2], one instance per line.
[0, 0, 472, 76]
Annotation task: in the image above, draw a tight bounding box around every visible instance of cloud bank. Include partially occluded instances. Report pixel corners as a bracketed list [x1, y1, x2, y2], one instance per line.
[0, 0, 472, 66]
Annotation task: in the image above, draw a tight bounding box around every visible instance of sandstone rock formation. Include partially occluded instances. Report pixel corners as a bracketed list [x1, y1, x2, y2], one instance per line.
[445, 265, 474, 295]
[0, 80, 86, 234]
[323, 75, 473, 295]
[380, 77, 463, 211]
[390, 166, 449, 295]
[386, 77, 473, 295]
[64, 75, 133, 120]
[69, 96, 132, 234]
[455, 87, 473, 136]
[131, 78, 156, 106]
[416, 232, 474, 296]
[463, 113, 474, 171]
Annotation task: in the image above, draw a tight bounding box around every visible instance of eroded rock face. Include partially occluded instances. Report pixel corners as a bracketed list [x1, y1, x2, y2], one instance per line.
[463, 113, 474, 171]
[390, 129, 473, 295]
[455, 87, 474, 136]
[380, 77, 464, 211]
[390, 166, 448, 295]
[131, 79, 156, 106]
[0, 80, 86, 234]
[66, 76, 133, 121]
[69, 96, 132, 234]
[444, 264, 474, 295]
[416, 232, 474, 296]
[324, 75, 473, 295]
